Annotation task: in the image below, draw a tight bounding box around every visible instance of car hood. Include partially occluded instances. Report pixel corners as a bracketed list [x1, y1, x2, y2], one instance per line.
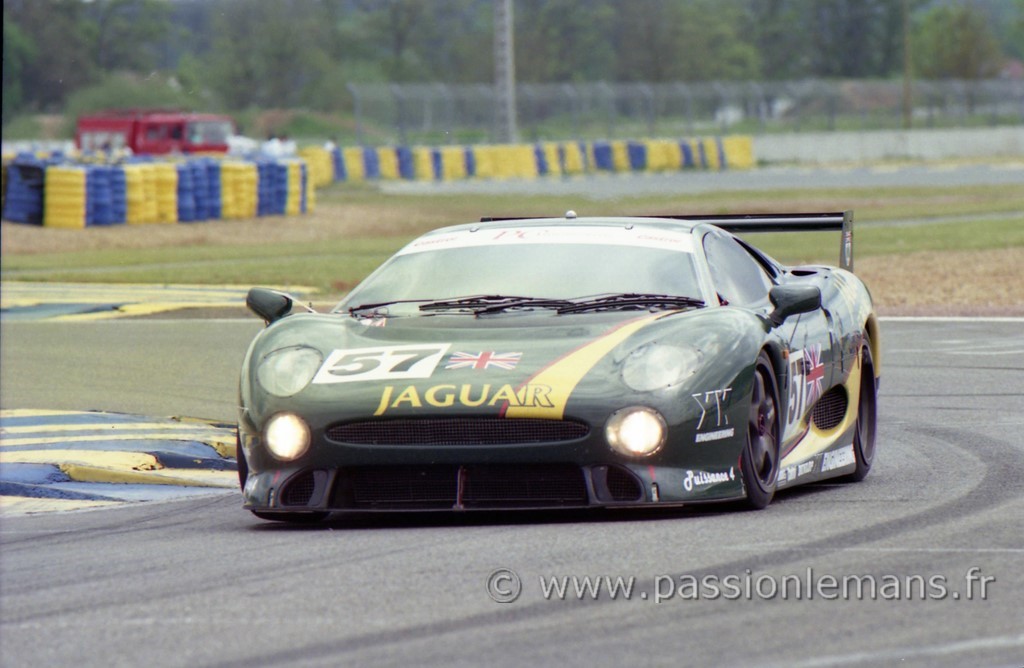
[244, 307, 756, 422]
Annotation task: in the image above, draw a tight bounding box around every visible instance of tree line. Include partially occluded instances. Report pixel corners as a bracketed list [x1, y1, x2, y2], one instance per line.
[3, 0, 1021, 124]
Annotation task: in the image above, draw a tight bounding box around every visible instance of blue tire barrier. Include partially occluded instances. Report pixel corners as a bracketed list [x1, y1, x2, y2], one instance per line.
[396, 146, 415, 179]
[679, 141, 696, 169]
[534, 144, 549, 177]
[592, 142, 614, 171]
[87, 166, 119, 226]
[206, 161, 222, 219]
[464, 147, 476, 178]
[696, 141, 709, 169]
[3, 155, 46, 224]
[331, 147, 345, 182]
[362, 147, 380, 180]
[176, 163, 197, 223]
[109, 165, 127, 224]
[627, 141, 647, 171]
[431, 149, 443, 181]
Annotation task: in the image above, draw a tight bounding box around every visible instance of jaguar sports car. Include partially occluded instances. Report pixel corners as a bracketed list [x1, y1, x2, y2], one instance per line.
[236, 211, 879, 522]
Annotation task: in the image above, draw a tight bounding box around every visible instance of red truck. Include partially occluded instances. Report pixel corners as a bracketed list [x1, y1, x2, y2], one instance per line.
[75, 109, 234, 155]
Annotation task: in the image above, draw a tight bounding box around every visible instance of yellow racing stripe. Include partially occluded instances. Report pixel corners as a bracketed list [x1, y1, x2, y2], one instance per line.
[506, 312, 673, 419]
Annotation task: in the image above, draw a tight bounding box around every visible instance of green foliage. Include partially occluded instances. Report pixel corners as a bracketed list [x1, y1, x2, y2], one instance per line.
[914, 4, 1004, 79]
[1, 115, 43, 139]
[62, 74, 212, 133]
[517, 0, 616, 82]
[88, 0, 171, 71]
[1, 0, 1020, 123]
[2, 14, 37, 122]
[5, 0, 97, 112]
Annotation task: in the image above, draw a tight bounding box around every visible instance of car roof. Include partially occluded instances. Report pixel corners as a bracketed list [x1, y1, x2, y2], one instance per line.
[428, 215, 705, 236]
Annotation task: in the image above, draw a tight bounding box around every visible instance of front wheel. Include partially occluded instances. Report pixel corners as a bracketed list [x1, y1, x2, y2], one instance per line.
[741, 351, 781, 509]
[846, 342, 877, 482]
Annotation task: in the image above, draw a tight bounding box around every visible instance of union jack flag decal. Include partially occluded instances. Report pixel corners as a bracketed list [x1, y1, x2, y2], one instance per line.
[445, 351, 522, 370]
[804, 344, 825, 404]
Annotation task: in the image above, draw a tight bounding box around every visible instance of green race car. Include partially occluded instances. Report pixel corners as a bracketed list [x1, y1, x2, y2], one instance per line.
[237, 211, 879, 522]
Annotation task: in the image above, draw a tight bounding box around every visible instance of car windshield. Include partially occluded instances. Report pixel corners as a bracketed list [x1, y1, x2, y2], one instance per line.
[339, 236, 703, 313]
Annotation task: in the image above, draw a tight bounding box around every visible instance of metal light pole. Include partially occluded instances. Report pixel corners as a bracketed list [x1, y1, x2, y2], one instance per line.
[902, 0, 913, 129]
[494, 0, 518, 143]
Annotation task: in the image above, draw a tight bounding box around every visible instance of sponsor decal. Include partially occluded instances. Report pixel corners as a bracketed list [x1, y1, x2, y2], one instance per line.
[779, 460, 816, 486]
[683, 467, 736, 492]
[695, 428, 735, 444]
[445, 351, 522, 371]
[313, 344, 450, 385]
[821, 444, 856, 472]
[693, 388, 732, 432]
[357, 316, 387, 328]
[374, 383, 554, 416]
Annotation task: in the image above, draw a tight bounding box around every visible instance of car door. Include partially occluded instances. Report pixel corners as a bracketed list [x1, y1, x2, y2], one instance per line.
[702, 230, 833, 449]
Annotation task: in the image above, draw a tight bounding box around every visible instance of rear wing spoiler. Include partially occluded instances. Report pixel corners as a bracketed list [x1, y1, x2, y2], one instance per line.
[645, 211, 854, 272]
[479, 211, 855, 271]
[479, 210, 856, 270]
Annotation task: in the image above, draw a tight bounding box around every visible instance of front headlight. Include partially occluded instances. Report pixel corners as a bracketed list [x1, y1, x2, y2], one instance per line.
[621, 343, 701, 392]
[264, 412, 311, 461]
[606, 406, 666, 457]
[256, 346, 323, 397]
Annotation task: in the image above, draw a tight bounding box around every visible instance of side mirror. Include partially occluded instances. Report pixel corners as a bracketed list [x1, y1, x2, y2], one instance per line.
[247, 287, 292, 324]
[768, 285, 821, 327]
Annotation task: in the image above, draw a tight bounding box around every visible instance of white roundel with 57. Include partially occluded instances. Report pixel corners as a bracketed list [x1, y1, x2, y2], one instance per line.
[312, 344, 451, 384]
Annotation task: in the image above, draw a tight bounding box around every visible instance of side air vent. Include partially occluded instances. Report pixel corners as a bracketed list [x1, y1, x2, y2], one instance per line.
[811, 386, 848, 431]
[281, 471, 318, 506]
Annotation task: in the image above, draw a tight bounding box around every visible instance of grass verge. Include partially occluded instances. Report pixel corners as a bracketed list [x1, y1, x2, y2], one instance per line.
[2, 181, 1023, 314]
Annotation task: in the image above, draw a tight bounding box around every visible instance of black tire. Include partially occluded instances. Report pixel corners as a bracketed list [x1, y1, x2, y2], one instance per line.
[236, 432, 248, 491]
[741, 351, 781, 509]
[847, 342, 877, 482]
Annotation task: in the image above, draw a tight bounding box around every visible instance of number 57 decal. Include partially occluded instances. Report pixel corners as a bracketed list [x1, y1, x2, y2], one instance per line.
[312, 344, 451, 384]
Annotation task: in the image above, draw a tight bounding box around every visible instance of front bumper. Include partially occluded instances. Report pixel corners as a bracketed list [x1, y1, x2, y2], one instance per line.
[241, 458, 747, 513]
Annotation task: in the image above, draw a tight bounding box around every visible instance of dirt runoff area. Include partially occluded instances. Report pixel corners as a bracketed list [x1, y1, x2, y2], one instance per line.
[2, 206, 1023, 318]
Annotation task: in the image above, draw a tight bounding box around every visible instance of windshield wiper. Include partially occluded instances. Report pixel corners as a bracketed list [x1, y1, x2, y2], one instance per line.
[418, 295, 564, 313]
[348, 299, 430, 315]
[556, 293, 704, 314]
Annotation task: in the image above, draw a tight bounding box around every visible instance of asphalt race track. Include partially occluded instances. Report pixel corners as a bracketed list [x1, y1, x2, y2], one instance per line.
[1, 317, 1022, 667]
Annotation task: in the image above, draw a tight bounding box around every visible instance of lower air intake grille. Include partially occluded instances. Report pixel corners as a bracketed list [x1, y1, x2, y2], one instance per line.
[334, 464, 588, 510]
[326, 418, 589, 446]
[605, 466, 643, 501]
[812, 386, 848, 431]
[281, 471, 317, 506]
[348, 466, 458, 509]
[461, 464, 588, 508]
